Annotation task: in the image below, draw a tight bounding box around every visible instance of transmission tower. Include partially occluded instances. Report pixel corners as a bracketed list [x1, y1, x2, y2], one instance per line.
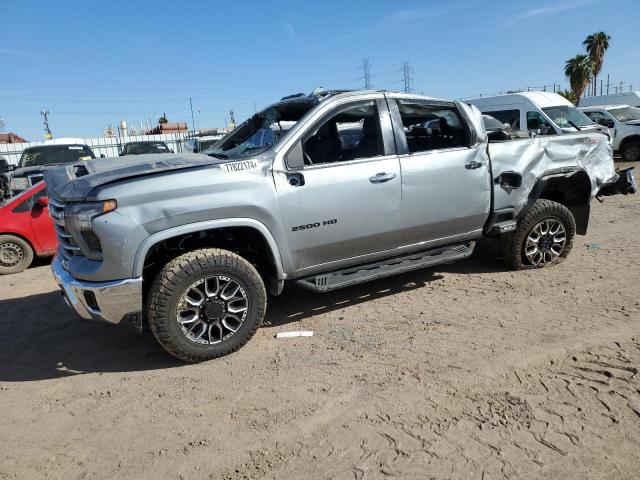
[402, 61, 414, 93]
[358, 58, 372, 89]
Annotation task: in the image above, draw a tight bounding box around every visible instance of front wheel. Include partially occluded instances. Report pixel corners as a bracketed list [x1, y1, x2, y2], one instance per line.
[621, 141, 640, 162]
[147, 248, 266, 362]
[0, 235, 34, 275]
[501, 199, 576, 270]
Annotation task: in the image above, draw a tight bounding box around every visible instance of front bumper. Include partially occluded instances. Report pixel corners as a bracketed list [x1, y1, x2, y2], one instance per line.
[52, 255, 143, 327]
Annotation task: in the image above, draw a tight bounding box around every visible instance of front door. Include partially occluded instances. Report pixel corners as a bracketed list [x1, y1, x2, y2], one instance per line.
[388, 97, 491, 247]
[274, 98, 403, 275]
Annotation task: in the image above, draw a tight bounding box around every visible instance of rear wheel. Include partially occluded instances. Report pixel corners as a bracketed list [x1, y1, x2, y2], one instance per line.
[0, 234, 34, 275]
[621, 141, 640, 162]
[501, 199, 575, 270]
[147, 248, 266, 362]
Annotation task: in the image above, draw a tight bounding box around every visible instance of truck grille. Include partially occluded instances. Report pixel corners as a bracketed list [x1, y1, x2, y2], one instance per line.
[48, 198, 83, 261]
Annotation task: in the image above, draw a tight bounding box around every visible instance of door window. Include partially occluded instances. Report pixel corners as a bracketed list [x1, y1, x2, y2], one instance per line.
[302, 101, 384, 165]
[484, 109, 520, 130]
[526, 111, 555, 135]
[396, 100, 468, 153]
[584, 111, 615, 128]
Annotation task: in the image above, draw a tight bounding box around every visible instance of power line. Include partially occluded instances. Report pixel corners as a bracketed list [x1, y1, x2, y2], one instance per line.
[357, 58, 372, 89]
[401, 61, 414, 94]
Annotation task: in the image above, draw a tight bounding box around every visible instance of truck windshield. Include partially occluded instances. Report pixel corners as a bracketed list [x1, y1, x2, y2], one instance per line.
[19, 145, 95, 168]
[608, 107, 640, 122]
[205, 99, 316, 158]
[542, 106, 594, 128]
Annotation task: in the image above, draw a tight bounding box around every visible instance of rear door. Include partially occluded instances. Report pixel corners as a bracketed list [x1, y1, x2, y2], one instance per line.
[273, 97, 403, 275]
[388, 96, 492, 247]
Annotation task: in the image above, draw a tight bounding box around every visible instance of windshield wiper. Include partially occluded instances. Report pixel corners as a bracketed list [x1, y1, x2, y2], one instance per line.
[206, 151, 229, 159]
[567, 120, 582, 131]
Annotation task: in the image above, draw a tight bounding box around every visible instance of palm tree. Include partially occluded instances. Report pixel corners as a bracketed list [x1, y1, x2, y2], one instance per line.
[583, 32, 611, 95]
[557, 89, 577, 105]
[564, 54, 593, 103]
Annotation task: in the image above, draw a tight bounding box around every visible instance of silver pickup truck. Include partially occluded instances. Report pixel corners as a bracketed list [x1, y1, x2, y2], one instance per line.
[45, 90, 636, 362]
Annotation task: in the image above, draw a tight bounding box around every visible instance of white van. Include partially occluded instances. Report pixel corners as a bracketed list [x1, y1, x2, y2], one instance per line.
[580, 104, 640, 161]
[467, 91, 599, 136]
[578, 91, 640, 108]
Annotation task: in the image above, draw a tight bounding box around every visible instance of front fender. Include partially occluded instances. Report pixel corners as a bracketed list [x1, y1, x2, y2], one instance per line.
[132, 217, 286, 281]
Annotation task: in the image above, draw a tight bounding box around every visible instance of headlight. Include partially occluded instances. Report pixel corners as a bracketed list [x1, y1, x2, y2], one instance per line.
[10, 177, 29, 191]
[65, 200, 117, 231]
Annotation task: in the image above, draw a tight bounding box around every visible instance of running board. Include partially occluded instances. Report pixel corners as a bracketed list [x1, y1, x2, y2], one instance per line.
[296, 241, 476, 293]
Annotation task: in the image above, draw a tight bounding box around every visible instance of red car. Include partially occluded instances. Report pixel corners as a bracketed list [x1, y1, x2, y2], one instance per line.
[0, 182, 57, 274]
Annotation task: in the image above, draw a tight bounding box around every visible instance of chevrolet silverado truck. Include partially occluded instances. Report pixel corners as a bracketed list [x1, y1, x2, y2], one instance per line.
[44, 90, 637, 362]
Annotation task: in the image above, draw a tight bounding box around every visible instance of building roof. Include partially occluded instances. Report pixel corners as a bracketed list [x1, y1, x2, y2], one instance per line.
[0, 132, 28, 144]
[144, 122, 188, 135]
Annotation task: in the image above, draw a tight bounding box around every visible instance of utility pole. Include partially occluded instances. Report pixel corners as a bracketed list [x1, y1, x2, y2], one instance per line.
[189, 97, 196, 133]
[40, 110, 52, 139]
[229, 109, 236, 129]
[606, 74, 610, 95]
[358, 58, 372, 89]
[402, 61, 413, 94]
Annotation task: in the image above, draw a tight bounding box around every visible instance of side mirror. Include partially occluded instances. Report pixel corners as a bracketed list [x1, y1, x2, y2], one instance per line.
[8, 164, 17, 172]
[36, 196, 49, 208]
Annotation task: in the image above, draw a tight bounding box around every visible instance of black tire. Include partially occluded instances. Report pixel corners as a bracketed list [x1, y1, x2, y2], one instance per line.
[147, 248, 266, 362]
[621, 141, 640, 162]
[0, 234, 34, 275]
[501, 199, 576, 270]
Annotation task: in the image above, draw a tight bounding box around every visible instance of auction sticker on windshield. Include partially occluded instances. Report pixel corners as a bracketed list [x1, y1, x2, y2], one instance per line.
[220, 160, 259, 174]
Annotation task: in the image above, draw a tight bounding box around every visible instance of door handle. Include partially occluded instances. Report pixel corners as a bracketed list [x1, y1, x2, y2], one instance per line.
[369, 172, 396, 183]
[465, 161, 483, 170]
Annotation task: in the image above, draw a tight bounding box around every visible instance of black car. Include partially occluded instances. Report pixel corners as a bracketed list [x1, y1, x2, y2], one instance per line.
[0, 157, 12, 202]
[120, 141, 172, 155]
[10, 143, 96, 195]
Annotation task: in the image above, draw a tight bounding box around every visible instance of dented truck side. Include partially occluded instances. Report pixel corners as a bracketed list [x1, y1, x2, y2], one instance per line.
[44, 90, 636, 362]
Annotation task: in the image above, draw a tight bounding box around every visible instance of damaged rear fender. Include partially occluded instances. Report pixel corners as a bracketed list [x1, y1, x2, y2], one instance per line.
[526, 169, 592, 235]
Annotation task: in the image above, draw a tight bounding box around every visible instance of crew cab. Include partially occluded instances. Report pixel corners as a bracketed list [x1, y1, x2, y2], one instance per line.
[10, 140, 96, 195]
[0, 182, 56, 274]
[580, 105, 640, 162]
[45, 90, 636, 362]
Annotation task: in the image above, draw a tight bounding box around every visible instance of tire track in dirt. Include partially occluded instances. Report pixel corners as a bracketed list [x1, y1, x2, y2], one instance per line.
[221, 339, 640, 479]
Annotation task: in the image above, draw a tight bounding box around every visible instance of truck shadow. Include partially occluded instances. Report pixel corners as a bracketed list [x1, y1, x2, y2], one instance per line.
[0, 243, 507, 382]
[263, 239, 505, 328]
[0, 291, 181, 382]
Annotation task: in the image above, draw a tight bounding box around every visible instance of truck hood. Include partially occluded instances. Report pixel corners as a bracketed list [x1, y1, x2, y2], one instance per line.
[44, 153, 230, 202]
[12, 164, 66, 177]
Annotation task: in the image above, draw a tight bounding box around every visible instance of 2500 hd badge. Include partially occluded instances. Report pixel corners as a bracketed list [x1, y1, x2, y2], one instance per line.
[292, 218, 338, 232]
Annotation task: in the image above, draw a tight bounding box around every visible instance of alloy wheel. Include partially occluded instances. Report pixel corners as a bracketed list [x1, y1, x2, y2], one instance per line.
[524, 218, 567, 266]
[176, 275, 249, 345]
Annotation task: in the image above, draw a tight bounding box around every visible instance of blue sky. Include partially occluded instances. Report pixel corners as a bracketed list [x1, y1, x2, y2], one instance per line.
[1, 0, 639, 140]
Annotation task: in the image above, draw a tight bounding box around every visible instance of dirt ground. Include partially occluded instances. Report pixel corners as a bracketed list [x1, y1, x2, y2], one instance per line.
[1, 165, 639, 480]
